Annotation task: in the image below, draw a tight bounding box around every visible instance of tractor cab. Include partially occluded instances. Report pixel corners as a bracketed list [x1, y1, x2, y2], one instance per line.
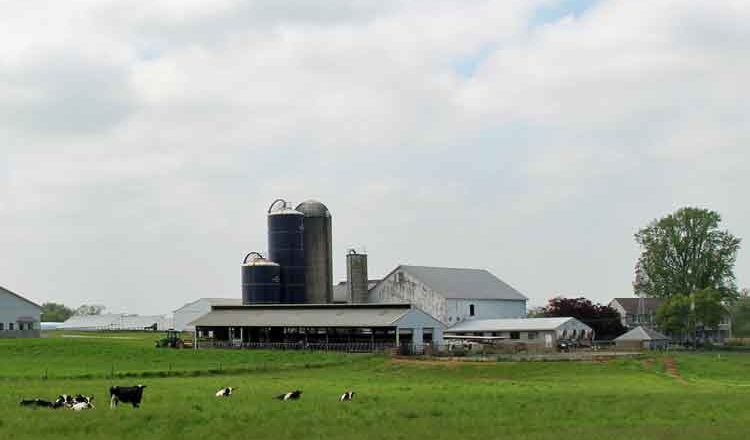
[156, 329, 188, 348]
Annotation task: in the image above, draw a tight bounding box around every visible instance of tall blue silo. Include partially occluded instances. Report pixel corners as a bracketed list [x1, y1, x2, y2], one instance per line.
[267, 199, 306, 303]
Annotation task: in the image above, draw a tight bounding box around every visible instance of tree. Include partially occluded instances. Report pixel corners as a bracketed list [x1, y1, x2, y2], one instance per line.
[40, 302, 75, 322]
[541, 297, 626, 339]
[656, 295, 693, 339]
[74, 304, 106, 316]
[634, 207, 741, 300]
[730, 294, 750, 338]
[692, 288, 725, 331]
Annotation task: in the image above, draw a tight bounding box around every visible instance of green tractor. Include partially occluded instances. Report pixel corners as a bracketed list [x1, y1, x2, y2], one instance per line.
[156, 329, 190, 349]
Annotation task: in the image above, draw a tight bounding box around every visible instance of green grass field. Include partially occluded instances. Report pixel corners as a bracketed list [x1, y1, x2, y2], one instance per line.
[1, 332, 748, 440]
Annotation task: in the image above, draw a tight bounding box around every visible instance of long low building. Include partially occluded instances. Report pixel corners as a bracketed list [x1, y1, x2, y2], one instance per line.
[58, 314, 170, 331]
[444, 317, 593, 349]
[189, 303, 444, 349]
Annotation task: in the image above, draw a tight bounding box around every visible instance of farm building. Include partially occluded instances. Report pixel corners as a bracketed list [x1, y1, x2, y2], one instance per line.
[609, 297, 732, 342]
[368, 266, 527, 325]
[189, 303, 444, 350]
[173, 298, 242, 331]
[444, 317, 593, 349]
[614, 326, 670, 351]
[332, 280, 381, 303]
[58, 314, 170, 331]
[0, 285, 41, 338]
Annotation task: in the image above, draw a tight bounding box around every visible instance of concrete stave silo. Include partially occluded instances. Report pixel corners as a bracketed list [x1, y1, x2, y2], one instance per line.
[346, 249, 369, 304]
[295, 200, 333, 304]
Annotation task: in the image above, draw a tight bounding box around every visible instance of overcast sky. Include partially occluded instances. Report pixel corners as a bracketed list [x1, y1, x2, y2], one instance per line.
[1, 0, 748, 315]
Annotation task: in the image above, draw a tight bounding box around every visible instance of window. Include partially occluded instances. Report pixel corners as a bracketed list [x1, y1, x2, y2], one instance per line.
[469, 304, 475, 317]
[9, 323, 14, 331]
[527, 331, 538, 340]
[510, 331, 520, 340]
[0, 323, 3, 331]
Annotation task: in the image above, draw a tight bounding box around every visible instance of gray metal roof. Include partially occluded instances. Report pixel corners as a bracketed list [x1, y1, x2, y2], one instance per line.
[446, 317, 588, 333]
[610, 298, 665, 314]
[190, 304, 412, 328]
[332, 280, 381, 302]
[397, 266, 527, 301]
[615, 326, 670, 341]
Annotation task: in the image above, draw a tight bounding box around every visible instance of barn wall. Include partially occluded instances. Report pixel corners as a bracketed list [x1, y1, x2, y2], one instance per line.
[394, 308, 446, 344]
[0, 291, 41, 338]
[445, 299, 526, 325]
[368, 270, 448, 323]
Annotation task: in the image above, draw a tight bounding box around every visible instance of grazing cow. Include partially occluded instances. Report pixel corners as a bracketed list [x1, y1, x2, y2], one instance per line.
[339, 391, 355, 401]
[276, 390, 302, 401]
[215, 387, 235, 397]
[110, 385, 146, 408]
[71, 401, 95, 411]
[19, 399, 56, 409]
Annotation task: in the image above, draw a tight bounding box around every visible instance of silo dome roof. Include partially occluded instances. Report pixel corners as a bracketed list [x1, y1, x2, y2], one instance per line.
[295, 200, 331, 217]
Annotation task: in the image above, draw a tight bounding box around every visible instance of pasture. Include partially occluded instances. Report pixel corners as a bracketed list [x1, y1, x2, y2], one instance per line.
[1, 332, 749, 440]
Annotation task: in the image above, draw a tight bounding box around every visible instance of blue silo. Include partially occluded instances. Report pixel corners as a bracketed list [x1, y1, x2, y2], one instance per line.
[241, 252, 281, 304]
[267, 199, 306, 303]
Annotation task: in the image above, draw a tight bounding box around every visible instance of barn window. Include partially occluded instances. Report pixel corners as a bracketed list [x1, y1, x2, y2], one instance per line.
[527, 332, 538, 340]
[9, 323, 14, 331]
[469, 304, 475, 316]
[0, 323, 3, 331]
[510, 331, 520, 340]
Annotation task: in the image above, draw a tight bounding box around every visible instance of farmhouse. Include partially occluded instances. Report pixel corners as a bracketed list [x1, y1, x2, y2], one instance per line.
[0, 285, 42, 338]
[614, 326, 670, 351]
[189, 303, 444, 349]
[444, 317, 593, 349]
[368, 266, 527, 325]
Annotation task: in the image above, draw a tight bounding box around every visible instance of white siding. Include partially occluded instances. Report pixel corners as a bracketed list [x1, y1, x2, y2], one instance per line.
[0, 290, 41, 338]
[393, 307, 446, 344]
[368, 269, 448, 324]
[445, 299, 526, 325]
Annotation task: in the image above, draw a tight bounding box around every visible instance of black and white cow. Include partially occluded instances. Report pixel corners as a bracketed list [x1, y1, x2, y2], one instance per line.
[71, 401, 95, 411]
[215, 387, 235, 397]
[110, 385, 146, 408]
[19, 399, 58, 409]
[339, 391, 355, 401]
[276, 390, 302, 401]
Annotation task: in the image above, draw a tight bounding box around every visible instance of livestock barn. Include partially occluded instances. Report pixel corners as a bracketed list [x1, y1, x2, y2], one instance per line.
[0, 285, 41, 338]
[368, 266, 528, 325]
[189, 303, 444, 350]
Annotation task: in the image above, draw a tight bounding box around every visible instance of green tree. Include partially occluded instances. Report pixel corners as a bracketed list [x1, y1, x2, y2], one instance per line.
[730, 290, 750, 337]
[634, 207, 741, 300]
[656, 295, 693, 339]
[74, 304, 106, 316]
[693, 288, 725, 330]
[40, 302, 75, 322]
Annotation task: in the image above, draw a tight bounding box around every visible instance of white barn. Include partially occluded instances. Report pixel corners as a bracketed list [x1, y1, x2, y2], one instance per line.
[0, 285, 42, 338]
[445, 317, 593, 349]
[368, 266, 527, 325]
[173, 298, 242, 331]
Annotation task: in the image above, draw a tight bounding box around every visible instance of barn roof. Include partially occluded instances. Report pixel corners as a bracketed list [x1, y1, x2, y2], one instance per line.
[614, 326, 670, 341]
[332, 280, 381, 303]
[446, 317, 590, 333]
[173, 298, 242, 312]
[380, 266, 527, 301]
[190, 303, 419, 328]
[0, 285, 42, 309]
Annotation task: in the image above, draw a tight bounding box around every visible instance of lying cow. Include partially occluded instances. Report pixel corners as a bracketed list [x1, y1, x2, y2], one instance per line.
[20, 399, 59, 409]
[339, 391, 355, 401]
[110, 385, 146, 408]
[71, 401, 95, 411]
[215, 387, 235, 397]
[276, 390, 302, 401]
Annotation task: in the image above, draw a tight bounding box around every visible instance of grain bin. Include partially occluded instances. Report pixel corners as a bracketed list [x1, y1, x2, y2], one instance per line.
[241, 252, 281, 304]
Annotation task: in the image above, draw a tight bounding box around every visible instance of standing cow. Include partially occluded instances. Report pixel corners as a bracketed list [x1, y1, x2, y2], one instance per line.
[110, 385, 146, 408]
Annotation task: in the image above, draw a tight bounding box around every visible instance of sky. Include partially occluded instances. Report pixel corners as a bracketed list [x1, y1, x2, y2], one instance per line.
[1, 0, 748, 315]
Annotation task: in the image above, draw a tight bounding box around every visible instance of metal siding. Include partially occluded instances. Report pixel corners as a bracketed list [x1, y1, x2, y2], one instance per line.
[369, 269, 448, 323]
[0, 290, 41, 338]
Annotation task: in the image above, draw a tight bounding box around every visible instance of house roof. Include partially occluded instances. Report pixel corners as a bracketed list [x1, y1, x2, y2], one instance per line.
[389, 266, 527, 301]
[446, 317, 589, 333]
[190, 303, 416, 328]
[610, 298, 664, 314]
[0, 285, 42, 309]
[614, 326, 670, 341]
